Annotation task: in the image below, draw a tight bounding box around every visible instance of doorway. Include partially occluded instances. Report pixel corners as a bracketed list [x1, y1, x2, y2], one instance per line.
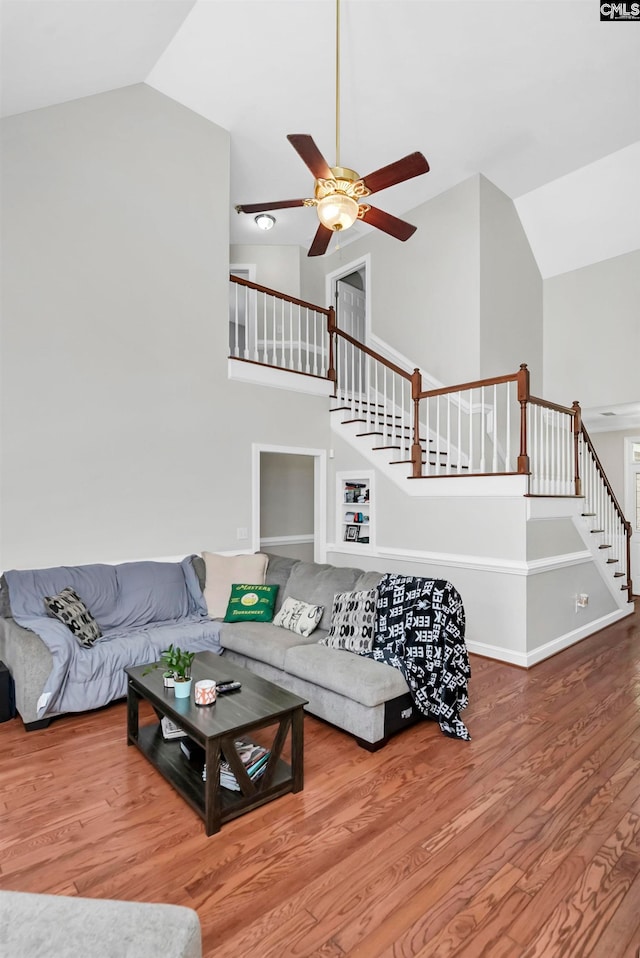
[252, 444, 327, 563]
[624, 437, 640, 592]
[326, 254, 370, 343]
[326, 255, 370, 396]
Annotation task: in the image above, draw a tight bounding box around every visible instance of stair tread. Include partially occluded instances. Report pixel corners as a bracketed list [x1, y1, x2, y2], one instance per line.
[598, 544, 612, 550]
[590, 529, 605, 534]
[613, 572, 625, 577]
[581, 512, 596, 516]
[606, 559, 619, 564]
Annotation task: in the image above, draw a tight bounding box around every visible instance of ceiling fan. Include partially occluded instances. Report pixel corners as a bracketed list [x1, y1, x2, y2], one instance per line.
[234, 1, 430, 257]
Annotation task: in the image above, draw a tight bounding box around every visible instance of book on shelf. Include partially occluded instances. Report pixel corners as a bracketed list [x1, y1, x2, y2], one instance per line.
[161, 716, 187, 740]
[219, 739, 270, 791]
[179, 736, 270, 788]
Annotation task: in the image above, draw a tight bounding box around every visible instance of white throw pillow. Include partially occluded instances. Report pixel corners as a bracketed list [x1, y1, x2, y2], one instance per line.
[273, 596, 323, 637]
[202, 552, 268, 619]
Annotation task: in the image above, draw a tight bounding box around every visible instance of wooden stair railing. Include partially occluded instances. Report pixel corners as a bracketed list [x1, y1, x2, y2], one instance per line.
[228, 276, 632, 601]
[579, 424, 633, 599]
[229, 276, 334, 380]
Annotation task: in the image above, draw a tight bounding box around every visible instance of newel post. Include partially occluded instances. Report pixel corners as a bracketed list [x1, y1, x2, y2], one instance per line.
[517, 363, 530, 476]
[411, 368, 423, 479]
[572, 400, 582, 497]
[327, 306, 337, 394]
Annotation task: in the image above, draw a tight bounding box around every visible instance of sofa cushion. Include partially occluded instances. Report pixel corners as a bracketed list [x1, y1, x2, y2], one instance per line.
[202, 552, 268, 619]
[112, 561, 196, 630]
[320, 588, 378, 654]
[264, 553, 300, 614]
[273, 596, 323, 637]
[282, 561, 362, 631]
[43, 588, 102, 648]
[4, 564, 119, 626]
[224, 584, 278, 623]
[284, 644, 409, 708]
[354, 571, 384, 591]
[220, 621, 322, 670]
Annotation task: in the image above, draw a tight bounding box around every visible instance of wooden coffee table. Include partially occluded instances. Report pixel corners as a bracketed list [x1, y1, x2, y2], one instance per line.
[126, 651, 308, 835]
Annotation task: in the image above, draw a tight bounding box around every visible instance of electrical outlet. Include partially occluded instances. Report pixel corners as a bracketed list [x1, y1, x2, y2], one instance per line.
[236, 527, 248, 540]
[575, 593, 589, 611]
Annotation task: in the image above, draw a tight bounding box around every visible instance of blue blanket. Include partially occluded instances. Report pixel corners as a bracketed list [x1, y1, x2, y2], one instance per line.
[4, 557, 223, 718]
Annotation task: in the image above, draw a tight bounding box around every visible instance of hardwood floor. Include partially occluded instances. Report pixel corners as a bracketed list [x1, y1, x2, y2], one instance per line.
[2, 609, 640, 957]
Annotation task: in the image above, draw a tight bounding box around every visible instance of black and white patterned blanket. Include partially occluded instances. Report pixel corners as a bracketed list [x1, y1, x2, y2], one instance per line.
[371, 574, 471, 740]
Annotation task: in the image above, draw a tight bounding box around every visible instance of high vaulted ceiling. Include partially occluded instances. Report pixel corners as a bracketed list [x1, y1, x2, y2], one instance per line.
[1, 0, 639, 278]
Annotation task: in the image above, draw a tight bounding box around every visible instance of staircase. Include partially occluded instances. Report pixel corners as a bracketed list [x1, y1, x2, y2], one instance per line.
[229, 275, 633, 603]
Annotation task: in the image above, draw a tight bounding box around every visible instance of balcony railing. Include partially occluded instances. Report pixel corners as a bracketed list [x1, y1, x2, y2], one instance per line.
[228, 276, 633, 599]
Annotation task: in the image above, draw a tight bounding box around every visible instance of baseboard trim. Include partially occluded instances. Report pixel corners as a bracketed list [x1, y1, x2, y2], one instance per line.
[327, 543, 593, 577]
[467, 606, 634, 668]
[260, 535, 314, 547]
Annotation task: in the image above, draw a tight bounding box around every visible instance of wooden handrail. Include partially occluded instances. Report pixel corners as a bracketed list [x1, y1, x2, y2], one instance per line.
[332, 327, 412, 381]
[581, 423, 633, 598]
[230, 275, 333, 316]
[529, 395, 578, 417]
[581, 424, 631, 533]
[418, 369, 520, 401]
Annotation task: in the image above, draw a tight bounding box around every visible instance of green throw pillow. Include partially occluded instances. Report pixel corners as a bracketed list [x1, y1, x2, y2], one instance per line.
[224, 584, 279, 623]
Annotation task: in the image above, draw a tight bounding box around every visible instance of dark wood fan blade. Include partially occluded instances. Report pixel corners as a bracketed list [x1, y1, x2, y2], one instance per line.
[235, 199, 307, 214]
[308, 223, 333, 257]
[361, 206, 417, 242]
[287, 135, 333, 180]
[362, 152, 429, 196]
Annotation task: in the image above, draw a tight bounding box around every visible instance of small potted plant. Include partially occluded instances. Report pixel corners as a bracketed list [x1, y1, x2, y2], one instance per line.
[144, 645, 195, 698]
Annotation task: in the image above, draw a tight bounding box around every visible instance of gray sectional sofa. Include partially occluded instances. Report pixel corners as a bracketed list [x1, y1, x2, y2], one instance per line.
[0, 552, 425, 748]
[216, 553, 416, 749]
[0, 557, 223, 729]
[0, 890, 202, 958]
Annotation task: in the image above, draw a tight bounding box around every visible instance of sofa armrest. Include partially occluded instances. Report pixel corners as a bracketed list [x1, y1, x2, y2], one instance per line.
[0, 616, 54, 725]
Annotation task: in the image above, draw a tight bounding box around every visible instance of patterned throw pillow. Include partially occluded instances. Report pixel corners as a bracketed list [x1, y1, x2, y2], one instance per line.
[320, 588, 378, 655]
[224, 584, 279, 623]
[273, 596, 323, 637]
[44, 587, 102, 647]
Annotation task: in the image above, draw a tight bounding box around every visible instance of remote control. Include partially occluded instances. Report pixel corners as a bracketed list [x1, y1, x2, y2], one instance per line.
[216, 680, 242, 694]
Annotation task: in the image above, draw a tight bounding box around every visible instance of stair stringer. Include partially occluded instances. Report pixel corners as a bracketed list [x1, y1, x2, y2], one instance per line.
[331, 410, 527, 498]
[329, 411, 633, 668]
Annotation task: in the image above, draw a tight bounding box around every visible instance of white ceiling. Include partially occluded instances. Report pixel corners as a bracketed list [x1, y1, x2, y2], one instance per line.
[1, 0, 639, 280]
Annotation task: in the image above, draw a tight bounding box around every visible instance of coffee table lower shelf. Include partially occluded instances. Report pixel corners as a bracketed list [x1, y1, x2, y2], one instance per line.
[133, 722, 296, 827]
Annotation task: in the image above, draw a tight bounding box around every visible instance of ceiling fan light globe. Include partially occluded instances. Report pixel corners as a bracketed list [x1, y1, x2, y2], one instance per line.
[254, 213, 276, 230]
[317, 193, 358, 232]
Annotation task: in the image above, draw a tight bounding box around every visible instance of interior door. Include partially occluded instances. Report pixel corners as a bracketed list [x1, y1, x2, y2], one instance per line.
[336, 278, 366, 395]
[336, 279, 366, 341]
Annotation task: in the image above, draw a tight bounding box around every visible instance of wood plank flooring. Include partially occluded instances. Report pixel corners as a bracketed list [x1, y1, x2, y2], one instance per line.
[2, 609, 640, 957]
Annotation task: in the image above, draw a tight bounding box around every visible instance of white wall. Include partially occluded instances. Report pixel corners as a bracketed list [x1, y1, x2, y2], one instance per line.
[543, 250, 640, 408]
[230, 244, 301, 298]
[302, 176, 482, 385]
[590, 428, 640, 509]
[302, 174, 544, 390]
[0, 84, 331, 569]
[479, 176, 543, 390]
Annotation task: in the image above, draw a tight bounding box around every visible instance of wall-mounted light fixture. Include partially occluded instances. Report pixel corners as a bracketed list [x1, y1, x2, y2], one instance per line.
[254, 213, 276, 231]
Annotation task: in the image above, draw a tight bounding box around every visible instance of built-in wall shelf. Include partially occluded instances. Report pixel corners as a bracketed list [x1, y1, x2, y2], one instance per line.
[336, 471, 374, 551]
